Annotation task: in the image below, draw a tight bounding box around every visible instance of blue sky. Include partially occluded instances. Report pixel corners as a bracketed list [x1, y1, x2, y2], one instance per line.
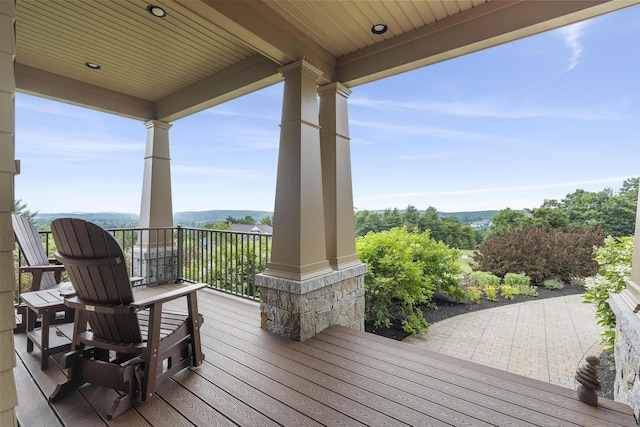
[15, 5, 640, 215]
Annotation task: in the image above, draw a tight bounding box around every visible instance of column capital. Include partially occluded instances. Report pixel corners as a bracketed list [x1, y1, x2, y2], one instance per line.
[144, 119, 172, 130]
[279, 59, 323, 81]
[318, 82, 352, 98]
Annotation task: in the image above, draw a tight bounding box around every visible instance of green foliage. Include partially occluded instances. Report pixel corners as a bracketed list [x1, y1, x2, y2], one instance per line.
[354, 206, 480, 249]
[543, 279, 565, 291]
[260, 215, 273, 226]
[500, 285, 517, 300]
[526, 178, 638, 237]
[468, 271, 501, 288]
[356, 227, 464, 334]
[473, 225, 605, 284]
[490, 208, 530, 233]
[503, 273, 530, 287]
[466, 286, 482, 303]
[484, 286, 498, 301]
[583, 236, 633, 353]
[14, 199, 37, 222]
[226, 215, 256, 225]
[203, 220, 231, 230]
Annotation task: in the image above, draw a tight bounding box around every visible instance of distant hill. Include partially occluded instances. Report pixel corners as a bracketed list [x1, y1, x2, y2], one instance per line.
[438, 210, 500, 223]
[34, 210, 272, 229]
[34, 212, 139, 229]
[34, 209, 498, 229]
[173, 210, 272, 227]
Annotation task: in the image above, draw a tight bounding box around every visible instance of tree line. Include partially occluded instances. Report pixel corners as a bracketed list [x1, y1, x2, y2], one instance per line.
[491, 177, 638, 237]
[354, 177, 639, 249]
[355, 206, 481, 250]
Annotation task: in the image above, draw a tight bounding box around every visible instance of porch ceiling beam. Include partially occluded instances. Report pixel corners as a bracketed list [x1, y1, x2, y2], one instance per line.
[15, 64, 155, 121]
[155, 55, 281, 122]
[175, 0, 336, 85]
[337, 0, 638, 86]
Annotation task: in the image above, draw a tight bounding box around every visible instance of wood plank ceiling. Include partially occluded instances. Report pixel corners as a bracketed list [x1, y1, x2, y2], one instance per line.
[14, 0, 639, 122]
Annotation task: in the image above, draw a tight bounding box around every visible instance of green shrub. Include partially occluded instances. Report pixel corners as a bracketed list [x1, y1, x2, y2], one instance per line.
[518, 286, 539, 297]
[503, 273, 530, 288]
[543, 279, 564, 291]
[466, 286, 482, 303]
[503, 272, 537, 297]
[583, 236, 633, 353]
[473, 226, 605, 284]
[468, 271, 501, 289]
[356, 227, 463, 334]
[484, 286, 498, 301]
[500, 284, 516, 300]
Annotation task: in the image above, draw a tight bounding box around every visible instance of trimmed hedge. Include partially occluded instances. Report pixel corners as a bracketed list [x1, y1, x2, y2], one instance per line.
[472, 225, 605, 284]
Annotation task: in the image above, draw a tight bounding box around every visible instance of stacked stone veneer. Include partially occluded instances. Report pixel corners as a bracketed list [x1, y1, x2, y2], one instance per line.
[257, 263, 367, 341]
[132, 248, 179, 284]
[609, 293, 640, 422]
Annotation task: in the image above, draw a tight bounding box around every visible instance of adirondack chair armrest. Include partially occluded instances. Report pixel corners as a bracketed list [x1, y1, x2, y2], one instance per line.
[131, 282, 206, 309]
[63, 283, 206, 313]
[20, 264, 65, 274]
[63, 296, 138, 314]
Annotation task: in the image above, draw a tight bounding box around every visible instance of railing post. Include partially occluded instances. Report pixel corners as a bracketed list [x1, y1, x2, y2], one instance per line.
[177, 226, 184, 280]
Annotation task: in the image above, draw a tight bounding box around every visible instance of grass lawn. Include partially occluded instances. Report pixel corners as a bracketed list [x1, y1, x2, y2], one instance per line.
[457, 249, 475, 274]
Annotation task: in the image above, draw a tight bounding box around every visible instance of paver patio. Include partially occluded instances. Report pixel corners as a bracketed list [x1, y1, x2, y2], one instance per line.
[404, 294, 604, 389]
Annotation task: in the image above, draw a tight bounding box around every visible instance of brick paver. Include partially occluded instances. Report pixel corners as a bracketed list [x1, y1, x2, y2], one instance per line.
[404, 294, 603, 389]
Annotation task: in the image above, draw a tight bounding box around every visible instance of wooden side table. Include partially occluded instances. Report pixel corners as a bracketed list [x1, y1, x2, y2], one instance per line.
[20, 288, 75, 370]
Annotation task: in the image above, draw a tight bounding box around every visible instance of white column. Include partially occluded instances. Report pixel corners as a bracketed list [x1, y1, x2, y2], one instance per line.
[0, 1, 18, 425]
[265, 60, 332, 281]
[139, 120, 173, 248]
[318, 83, 361, 270]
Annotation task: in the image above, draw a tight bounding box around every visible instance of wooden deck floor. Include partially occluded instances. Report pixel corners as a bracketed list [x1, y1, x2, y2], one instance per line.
[15, 288, 636, 426]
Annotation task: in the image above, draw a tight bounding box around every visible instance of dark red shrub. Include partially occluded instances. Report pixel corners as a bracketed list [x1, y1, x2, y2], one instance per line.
[473, 226, 605, 284]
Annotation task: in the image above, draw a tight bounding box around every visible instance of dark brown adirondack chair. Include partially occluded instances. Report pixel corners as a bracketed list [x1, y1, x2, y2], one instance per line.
[12, 214, 73, 332]
[49, 218, 205, 419]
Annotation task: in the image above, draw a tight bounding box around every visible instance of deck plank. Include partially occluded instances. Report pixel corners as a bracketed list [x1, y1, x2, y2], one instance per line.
[14, 355, 63, 427]
[15, 288, 637, 426]
[326, 327, 633, 425]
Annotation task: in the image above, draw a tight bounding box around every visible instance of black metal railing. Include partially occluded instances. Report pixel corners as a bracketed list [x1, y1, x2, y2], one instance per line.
[15, 226, 271, 301]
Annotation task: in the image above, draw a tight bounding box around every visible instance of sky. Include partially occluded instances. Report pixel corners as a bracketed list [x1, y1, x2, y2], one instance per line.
[14, 4, 640, 215]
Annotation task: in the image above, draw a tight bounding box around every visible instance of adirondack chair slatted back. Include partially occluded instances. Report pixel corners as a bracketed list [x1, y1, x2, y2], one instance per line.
[12, 214, 59, 290]
[51, 218, 142, 343]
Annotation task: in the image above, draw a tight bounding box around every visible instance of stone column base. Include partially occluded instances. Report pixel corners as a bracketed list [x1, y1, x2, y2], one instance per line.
[132, 247, 179, 284]
[609, 293, 640, 421]
[257, 263, 367, 341]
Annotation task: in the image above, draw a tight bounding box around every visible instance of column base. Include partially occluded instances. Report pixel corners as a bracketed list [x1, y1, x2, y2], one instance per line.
[132, 247, 179, 284]
[257, 263, 366, 341]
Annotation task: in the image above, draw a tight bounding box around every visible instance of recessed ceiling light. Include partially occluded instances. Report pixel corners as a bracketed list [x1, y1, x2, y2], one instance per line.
[84, 62, 101, 70]
[371, 24, 387, 35]
[146, 4, 167, 18]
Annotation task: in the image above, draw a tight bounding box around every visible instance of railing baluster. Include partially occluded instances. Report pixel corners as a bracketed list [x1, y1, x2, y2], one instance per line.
[20, 224, 269, 301]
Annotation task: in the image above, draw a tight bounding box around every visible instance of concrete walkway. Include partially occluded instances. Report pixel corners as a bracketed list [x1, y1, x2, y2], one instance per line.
[404, 294, 603, 389]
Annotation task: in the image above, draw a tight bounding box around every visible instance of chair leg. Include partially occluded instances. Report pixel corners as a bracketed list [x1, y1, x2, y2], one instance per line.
[14, 304, 26, 334]
[107, 362, 142, 420]
[49, 349, 92, 401]
[187, 293, 204, 366]
[50, 348, 144, 420]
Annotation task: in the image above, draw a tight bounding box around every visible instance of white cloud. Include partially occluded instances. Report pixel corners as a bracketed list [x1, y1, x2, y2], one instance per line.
[559, 21, 589, 70]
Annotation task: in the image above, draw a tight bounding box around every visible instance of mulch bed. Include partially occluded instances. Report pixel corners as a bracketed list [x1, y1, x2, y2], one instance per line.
[365, 284, 615, 399]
